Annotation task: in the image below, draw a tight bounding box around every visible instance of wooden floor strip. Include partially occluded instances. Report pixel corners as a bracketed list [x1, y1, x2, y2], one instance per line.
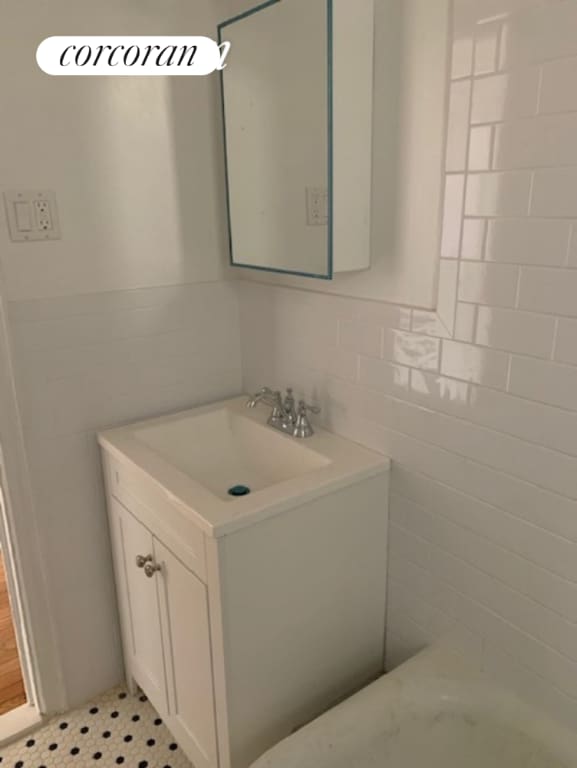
[0, 553, 26, 716]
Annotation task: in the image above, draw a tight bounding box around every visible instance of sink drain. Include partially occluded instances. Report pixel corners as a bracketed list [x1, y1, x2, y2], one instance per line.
[228, 484, 251, 497]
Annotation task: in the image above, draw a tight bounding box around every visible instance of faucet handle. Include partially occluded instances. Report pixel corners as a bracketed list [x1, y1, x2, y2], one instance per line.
[293, 400, 320, 438]
[283, 388, 297, 424]
[297, 399, 321, 415]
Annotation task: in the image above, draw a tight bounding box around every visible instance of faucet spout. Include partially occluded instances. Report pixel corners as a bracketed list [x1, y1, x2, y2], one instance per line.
[246, 387, 317, 438]
[246, 386, 290, 431]
[246, 387, 275, 409]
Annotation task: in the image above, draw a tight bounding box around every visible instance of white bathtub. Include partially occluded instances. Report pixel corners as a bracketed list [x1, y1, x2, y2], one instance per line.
[251, 646, 577, 768]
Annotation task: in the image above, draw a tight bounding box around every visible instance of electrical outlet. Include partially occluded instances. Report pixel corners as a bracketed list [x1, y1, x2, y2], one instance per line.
[34, 199, 53, 231]
[4, 190, 61, 241]
[306, 187, 328, 226]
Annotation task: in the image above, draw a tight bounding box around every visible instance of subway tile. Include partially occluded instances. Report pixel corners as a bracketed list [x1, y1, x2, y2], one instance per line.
[452, 0, 475, 79]
[338, 318, 382, 358]
[450, 590, 577, 702]
[493, 113, 577, 170]
[356, 301, 412, 331]
[482, 645, 577, 734]
[315, 375, 362, 436]
[428, 545, 577, 660]
[392, 465, 577, 583]
[7, 283, 206, 323]
[465, 172, 532, 217]
[441, 339, 509, 388]
[409, 369, 470, 422]
[392, 451, 577, 548]
[359, 356, 410, 395]
[555, 319, 577, 366]
[531, 168, 577, 218]
[469, 384, 577, 458]
[437, 259, 459, 334]
[569, 225, 577, 268]
[469, 125, 493, 171]
[462, 460, 577, 548]
[385, 630, 426, 671]
[471, 70, 539, 125]
[476, 305, 556, 358]
[474, 21, 500, 76]
[500, 3, 577, 67]
[518, 267, 577, 318]
[325, 346, 359, 382]
[458, 262, 519, 307]
[411, 310, 452, 339]
[237, 0, 577, 725]
[388, 393, 577, 501]
[454, 302, 477, 342]
[15, 328, 205, 382]
[387, 581, 435, 635]
[509, 355, 577, 411]
[540, 56, 577, 114]
[397, 490, 577, 624]
[452, 41, 473, 80]
[12, 286, 240, 352]
[485, 219, 570, 266]
[385, 605, 431, 655]
[383, 329, 441, 371]
[446, 79, 472, 172]
[461, 219, 486, 261]
[388, 578, 458, 646]
[388, 516, 431, 569]
[441, 174, 465, 258]
[388, 556, 435, 602]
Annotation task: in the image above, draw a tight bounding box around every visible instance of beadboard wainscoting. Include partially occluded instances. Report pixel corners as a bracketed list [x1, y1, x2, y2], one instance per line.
[239, 0, 577, 730]
[6, 282, 242, 707]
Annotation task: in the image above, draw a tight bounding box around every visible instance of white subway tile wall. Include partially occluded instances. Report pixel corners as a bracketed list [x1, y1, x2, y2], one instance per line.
[7, 282, 242, 705]
[239, 0, 577, 729]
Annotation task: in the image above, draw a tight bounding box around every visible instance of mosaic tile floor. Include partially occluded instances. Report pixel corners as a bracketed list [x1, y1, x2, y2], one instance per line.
[0, 687, 192, 768]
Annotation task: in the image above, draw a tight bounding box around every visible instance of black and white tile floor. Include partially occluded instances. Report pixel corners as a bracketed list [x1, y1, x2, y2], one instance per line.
[0, 687, 192, 768]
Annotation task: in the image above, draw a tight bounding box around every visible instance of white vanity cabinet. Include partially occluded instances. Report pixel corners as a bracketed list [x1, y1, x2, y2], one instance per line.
[108, 497, 217, 768]
[99, 397, 390, 768]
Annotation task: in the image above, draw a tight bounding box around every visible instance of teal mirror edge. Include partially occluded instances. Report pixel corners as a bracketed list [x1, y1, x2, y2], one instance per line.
[217, 0, 334, 280]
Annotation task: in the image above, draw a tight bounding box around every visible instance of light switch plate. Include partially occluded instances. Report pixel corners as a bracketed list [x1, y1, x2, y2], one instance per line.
[3, 190, 61, 242]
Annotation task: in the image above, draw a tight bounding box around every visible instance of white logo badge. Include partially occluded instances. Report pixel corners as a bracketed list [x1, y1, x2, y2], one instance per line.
[37, 36, 230, 76]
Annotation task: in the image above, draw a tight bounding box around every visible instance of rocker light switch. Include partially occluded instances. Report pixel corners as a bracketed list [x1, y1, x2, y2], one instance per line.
[14, 201, 32, 231]
[3, 190, 61, 242]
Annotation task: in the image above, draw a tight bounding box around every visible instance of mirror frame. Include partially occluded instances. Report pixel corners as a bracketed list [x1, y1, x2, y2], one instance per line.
[217, 0, 334, 280]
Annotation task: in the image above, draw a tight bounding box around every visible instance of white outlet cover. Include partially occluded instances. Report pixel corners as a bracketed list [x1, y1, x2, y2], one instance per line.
[3, 189, 61, 242]
[306, 186, 329, 227]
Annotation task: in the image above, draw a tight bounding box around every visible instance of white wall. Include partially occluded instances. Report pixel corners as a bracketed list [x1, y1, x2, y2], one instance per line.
[0, 0, 242, 709]
[240, 0, 577, 730]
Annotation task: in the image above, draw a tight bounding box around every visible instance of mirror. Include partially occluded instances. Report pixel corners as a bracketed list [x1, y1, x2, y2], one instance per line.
[218, 0, 332, 278]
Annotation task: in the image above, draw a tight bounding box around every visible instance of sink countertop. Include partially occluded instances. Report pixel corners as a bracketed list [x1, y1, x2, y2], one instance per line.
[97, 396, 390, 538]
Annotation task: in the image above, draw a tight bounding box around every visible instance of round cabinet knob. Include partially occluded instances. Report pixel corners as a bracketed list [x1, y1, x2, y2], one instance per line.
[144, 561, 162, 578]
[135, 554, 153, 569]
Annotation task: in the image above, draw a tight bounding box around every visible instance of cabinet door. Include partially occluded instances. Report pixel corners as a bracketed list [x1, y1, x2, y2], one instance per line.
[116, 502, 168, 714]
[155, 540, 218, 768]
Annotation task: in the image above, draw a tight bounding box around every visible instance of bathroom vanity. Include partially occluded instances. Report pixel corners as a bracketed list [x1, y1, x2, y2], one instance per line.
[98, 396, 390, 768]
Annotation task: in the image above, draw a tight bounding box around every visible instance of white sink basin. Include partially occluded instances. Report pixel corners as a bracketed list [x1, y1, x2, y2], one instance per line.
[133, 406, 330, 500]
[98, 396, 390, 537]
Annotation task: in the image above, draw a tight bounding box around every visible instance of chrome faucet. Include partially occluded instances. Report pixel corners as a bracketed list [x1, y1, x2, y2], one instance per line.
[246, 387, 287, 431]
[293, 400, 321, 439]
[246, 387, 320, 437]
